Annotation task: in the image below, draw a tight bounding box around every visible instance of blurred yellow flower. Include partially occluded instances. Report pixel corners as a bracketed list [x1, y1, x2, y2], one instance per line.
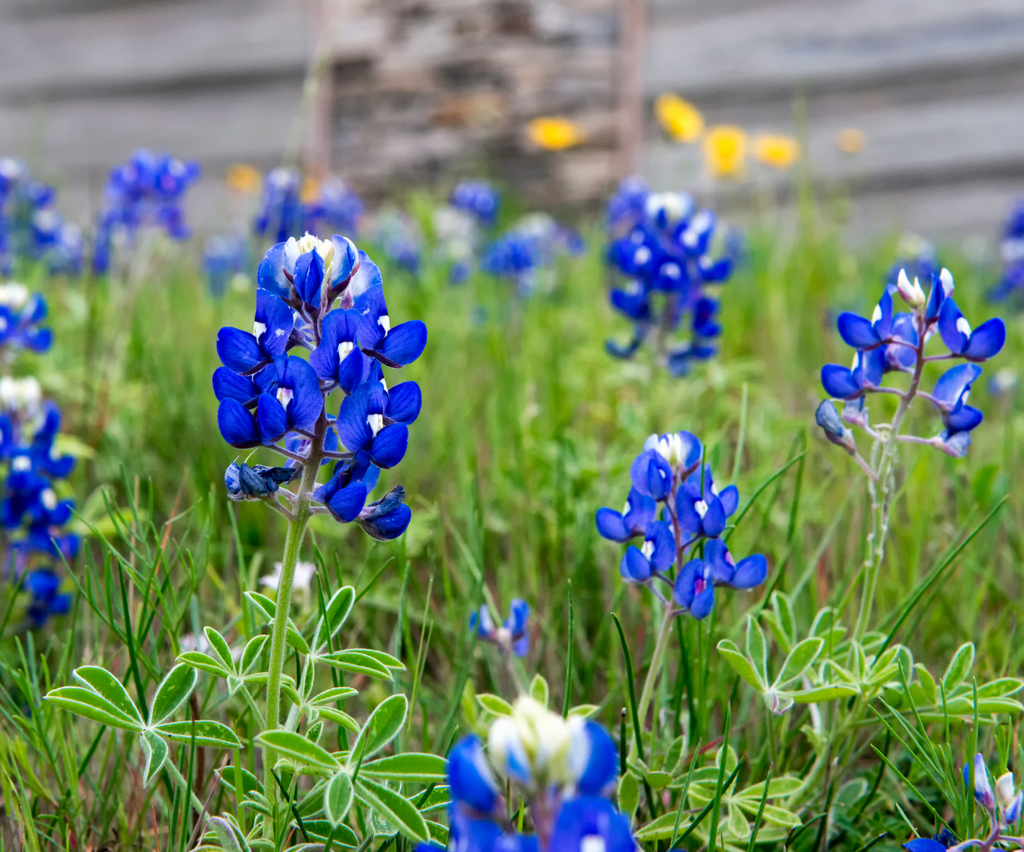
[837, 128, 865, 154]
[753, 134, 800, 169]
[226, 163, 261, 193]
[527, 117, 585, 151]
[655, 94, 704, 143]
[301, 177, 321, 203]
[704, 125, 747, 178]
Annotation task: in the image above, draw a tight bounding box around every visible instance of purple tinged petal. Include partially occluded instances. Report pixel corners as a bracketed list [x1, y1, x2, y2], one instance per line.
[256, 242, 292, 296]
[673, 559, 702, 608]
[216, 327, 264, 373]
[964, 317, 1006, 361]
[648, 521, 676, 572]
[349, 250, 383, 302]
[691, 585, 716, 620]
[217, 399, 259, 447]
[703, 538, 734, 584]
[380, 320, 428, 365]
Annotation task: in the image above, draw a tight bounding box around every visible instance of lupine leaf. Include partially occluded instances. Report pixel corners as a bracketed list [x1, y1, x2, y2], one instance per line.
[745, 618, 768, 686]
[45, 686, 143, 730]
[717, 640, 765, 691]
[177, 651, 232, 678]
[313, 686, 360, 705]
[774, 638, 824, 688]
[788, 684, 860, 703]
[360, 753, 447, 783]
[148, 664, 197, 725]
[324, 772, 354, 827]
[476, 694, 513, 716]
[139, 730, 168, 785]
[244, 591, 277, 620]
[942, 643, 975, 691]
[529, 674, 549, 707]
[257, 730, 339, 769]
[72, 666, 143, 724]
[353, 776, 429, 842]
[321, 650, 393, 680]
[157, 720, 242, 749]
[203, 627, 236, 672]
[311, 586, 356, 650]
[349, 694, 408, 766]
[239, 635, 268, 674]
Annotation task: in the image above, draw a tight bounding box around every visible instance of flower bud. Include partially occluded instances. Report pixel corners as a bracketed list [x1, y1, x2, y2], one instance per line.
[896, 269, 926, 308]
[815, 399, 855, 454]
[965, 753, 996, 812]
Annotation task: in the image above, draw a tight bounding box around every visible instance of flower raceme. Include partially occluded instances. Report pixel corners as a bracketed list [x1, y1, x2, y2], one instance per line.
[818, 268, 1005, 459]
[471, 599, 531, 658]
[596, 430, 767, 619]
[417, 697, 634, 852]
[213, 232, 427, 541]
[604, 180, 737, 376]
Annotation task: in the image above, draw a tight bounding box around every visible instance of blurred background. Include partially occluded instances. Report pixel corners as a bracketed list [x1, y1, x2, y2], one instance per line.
[3, 0, 1024, 240]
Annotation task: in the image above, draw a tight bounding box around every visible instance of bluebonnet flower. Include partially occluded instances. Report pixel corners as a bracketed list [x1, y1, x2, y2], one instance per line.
[482, 213, 584, 296]
[991, 199, 1024, 305]
[253, 168, 305, 243]
[434, 206, 480, 284]
[604, 180, 736, 376]
[92, 149, 199, 274]
[374, 209, 422, 273]
[597, 430, 767, 620]
[418, 697, 634, 852]
[450, 181, 501, 226]
[214, 232, 426, 541]
[23, 569, 71, 628]
[203, 233, 249, 297]
[0, 283, 51, 353]
[306, 177, 364, 236]
[471, 599, 531, 657]
[818, 268, 1005, 462]
[904, 755, 1023, 852]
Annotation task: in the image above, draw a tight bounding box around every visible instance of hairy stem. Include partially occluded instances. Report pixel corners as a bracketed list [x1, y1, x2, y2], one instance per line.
[261, 415, 325, 838]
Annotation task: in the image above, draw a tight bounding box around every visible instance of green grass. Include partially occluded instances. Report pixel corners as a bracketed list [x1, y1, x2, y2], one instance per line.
[2, 189, 1024, 851]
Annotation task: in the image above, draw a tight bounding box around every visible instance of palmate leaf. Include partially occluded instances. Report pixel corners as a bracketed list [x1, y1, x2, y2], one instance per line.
[139, 730, 169, 785]
[177, 651, 232, 678]
[324, 772, 354, 827]
[148, 664, 197, 725]
[72, 666, 143, 725]
[354, 775, 429, 842]
[45, 686, 143, 731]
[774, 638, 824, 689]
[257, 729, 339, 770]
[321, 650, 394, 680]
[349, 694, 408, 766]
[716, 640, 765, 692]
[311, 586, 356, 651]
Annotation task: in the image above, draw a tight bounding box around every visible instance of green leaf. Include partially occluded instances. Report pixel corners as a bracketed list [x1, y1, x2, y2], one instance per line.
[208, 816, 251, 852]
[788, 684, 860, 703]
[324, 772, 354, 827]
[321, 650, 394, 680]
[148, 664, 197, 725]
[313, 686, 360, 705]
[316, 706, 361, 733]
[529, 674, 549, 708]
[245, 591, 277, 620]
[72, 666, 143, 725]
[771, 592, 797, 650]
[774, 638, 824, 688]
[736, 776, 804, 800]
[351, 649, 405, 671]
[717, 640, 765, 691]
[257, 729, 339, 770]
[349, 694, 408, 766]
[745, 617, 768, 686]
[177, 651, 232, 678]
[476, 693, 513, 716]
[354, 776, 429, 842]
[647, 770, 673, 790]
[140, 730, 168, 785]
[203, 627, 236, 672]
[619, 772, 639, 817]
[751, 804, 801, 828]
[286, 625, 311, 656]
[156, 720, 242, 749]
[728, 804, 751, 839]
[942, 643, 975, 691]
[45, 686, 143, 730]
[567, 704, 598, 718]
[360, 753, 448, 783]
[977, 678, 1024, 698]
[240, 635, 268, 674]
[312, 586, 356, 650]
[914, 663, 937, 704]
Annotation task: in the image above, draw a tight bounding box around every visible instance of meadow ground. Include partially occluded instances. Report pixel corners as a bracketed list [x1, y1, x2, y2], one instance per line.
[2, 188, 1023, 852]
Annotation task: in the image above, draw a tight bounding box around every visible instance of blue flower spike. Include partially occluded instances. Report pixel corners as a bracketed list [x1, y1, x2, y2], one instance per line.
[471, 599, 531, 658]
[818, 267, 1005, 470]
[214, 232, 425, 542]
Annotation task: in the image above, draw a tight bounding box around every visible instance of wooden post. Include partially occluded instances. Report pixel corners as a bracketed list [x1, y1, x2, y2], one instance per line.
[617, 0, 646, 179]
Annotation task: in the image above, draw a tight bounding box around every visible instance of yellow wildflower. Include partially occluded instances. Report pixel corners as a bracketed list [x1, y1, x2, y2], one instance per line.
[753, 134, 800, 169]
[527, 117, 585, 151]
[226, 163, 262, 193]
[655, 94, 704, 143]
[836, 128, 865, 154]
[704, 125, 747, 178]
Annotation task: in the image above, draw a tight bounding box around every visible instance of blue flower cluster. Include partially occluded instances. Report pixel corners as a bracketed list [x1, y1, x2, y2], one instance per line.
[93, 149, 200, 274]
[604, 178, 735, 376]
[434, 181, 501, 284]
[597, 431, 767, 619]
[214, 233, 426, 540]
[817, 268, 1006, 458]
[253, 169, 364, 244]
[481, 213, 585, 296]
[904, 755, 1023, 852]
[471, 599, 531, 657]
[0, 158, 84, 276]
[203, 233, 250, 297]
[990, 199, 1024, 306]
[419, 697, 634, 852]
[450, 180, 501, 226]
[374, 209, 422, 273]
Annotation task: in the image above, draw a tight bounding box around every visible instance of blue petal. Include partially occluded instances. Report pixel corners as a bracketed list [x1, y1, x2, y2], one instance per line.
[620, 546, 652, 582]
[731, 554, 768, 589]
[938, 298, 968, 354]
[327, 481, 368, 522]
[387, 381, 422, 424]
[330, 235, 359, 285]
[701, 496, 726, 537]
[370, 423, 409, 468]
[947, 405, 983, 433]
[596, 508, 630, 542]
[336, 393, 373, 452]
[647, 520, 676, 572]
[255, 289, 294, 357]
[576, 722, 618, 796]
[279, 356, 323, 432]
[255, 394, 288, 444]
[213, 367, 258, 404]
[349, 250, 384, 303]
[256, 242, 292, 296]
[294, 249, 326, 306]
[964, 317, 1006, 361]
[359, 502, 410, 540]
[217, 399, 259, 447]
[691, 584, 716, 620]
[629, 450, 673, 499]
[379, 320, 428, 366]
[903, 841, 948, 852]
[216, 327, 263, 373]
[703, 538, 734, 584]
[932, 364, 982, 410]
[821, 365, 860, 399]
[837, 312, 880, 349]
[447, 736, 497, 813]
[719, 484, 739, 517]
[673, 559, 702, 608]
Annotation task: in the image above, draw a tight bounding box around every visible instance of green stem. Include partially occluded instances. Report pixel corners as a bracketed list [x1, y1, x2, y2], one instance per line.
[630, 610, 677, 761]
[261, 417, 325, 838]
